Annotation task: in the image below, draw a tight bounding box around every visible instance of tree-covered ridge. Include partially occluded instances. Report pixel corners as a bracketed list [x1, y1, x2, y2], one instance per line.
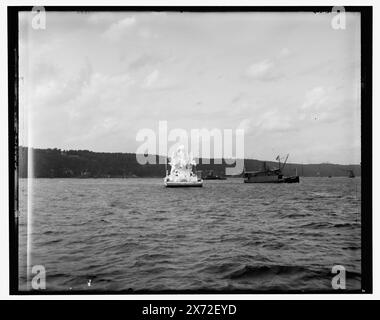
[18, 147, 361, 178]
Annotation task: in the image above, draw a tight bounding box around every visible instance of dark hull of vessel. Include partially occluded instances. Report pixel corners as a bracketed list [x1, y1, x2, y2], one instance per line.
[244, 175, 300, 183]
[283, 176, 300, 183]
[244, 175, 282, 183]
[244, 158, 300, 184]
[165, 181, 203, 187]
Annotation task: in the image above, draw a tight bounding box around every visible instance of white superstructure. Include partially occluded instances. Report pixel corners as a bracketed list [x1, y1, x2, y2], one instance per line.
[164, 145, 203, 187]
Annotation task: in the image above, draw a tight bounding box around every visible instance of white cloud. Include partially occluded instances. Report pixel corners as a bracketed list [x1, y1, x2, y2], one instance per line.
[143, 69, 159, 88]
[245, 48, 292, 81]
[237, 118, 252, 134]
[297, 86, 336, 123]
[102, 16, 136, 40]
[87, 12, 118, 24]
[141, 69, 178, 90]
[300, 86, 327, 110]
[138, 28, 158, 39]
[246, 59, 276, 80]
[245, 51, 287, 81]
[279, 47, 291, 58]
[255, 111, 294, 132]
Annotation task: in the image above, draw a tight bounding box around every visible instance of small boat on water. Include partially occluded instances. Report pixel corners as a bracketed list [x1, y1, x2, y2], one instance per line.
[244, 154, 300, 183]
[164, 145, 203, 188]
[283, 176, 300, 183]
[341, 169, 355, 178]
[202, 170, 227, 180]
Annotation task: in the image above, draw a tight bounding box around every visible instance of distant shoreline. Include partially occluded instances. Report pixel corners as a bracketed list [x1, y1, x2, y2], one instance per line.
[18, 147, 361, 178]
[18, 176, 361, 179]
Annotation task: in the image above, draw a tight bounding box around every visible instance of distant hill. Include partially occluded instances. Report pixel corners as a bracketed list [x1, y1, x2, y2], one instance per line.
[18, 147, 361, 178]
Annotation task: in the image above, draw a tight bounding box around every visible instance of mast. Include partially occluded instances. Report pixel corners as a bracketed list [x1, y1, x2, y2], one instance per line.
[281, 154, 289, 171]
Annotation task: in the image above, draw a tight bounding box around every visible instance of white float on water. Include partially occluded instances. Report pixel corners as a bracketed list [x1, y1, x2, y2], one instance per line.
[164, 145, 203, 188]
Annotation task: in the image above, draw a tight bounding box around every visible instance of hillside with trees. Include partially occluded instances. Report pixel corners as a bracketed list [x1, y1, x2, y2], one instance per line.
[18, 147, 361, 178]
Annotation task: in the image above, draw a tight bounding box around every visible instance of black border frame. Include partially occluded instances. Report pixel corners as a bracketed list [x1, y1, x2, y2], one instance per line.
[8, 5, 373, 295]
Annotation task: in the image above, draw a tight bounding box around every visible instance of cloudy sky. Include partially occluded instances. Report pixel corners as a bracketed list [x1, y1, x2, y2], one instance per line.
[19, 11, 361, 164]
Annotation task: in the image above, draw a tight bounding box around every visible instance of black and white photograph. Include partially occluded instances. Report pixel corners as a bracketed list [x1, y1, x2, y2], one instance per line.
[8, 5, 372, 295]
